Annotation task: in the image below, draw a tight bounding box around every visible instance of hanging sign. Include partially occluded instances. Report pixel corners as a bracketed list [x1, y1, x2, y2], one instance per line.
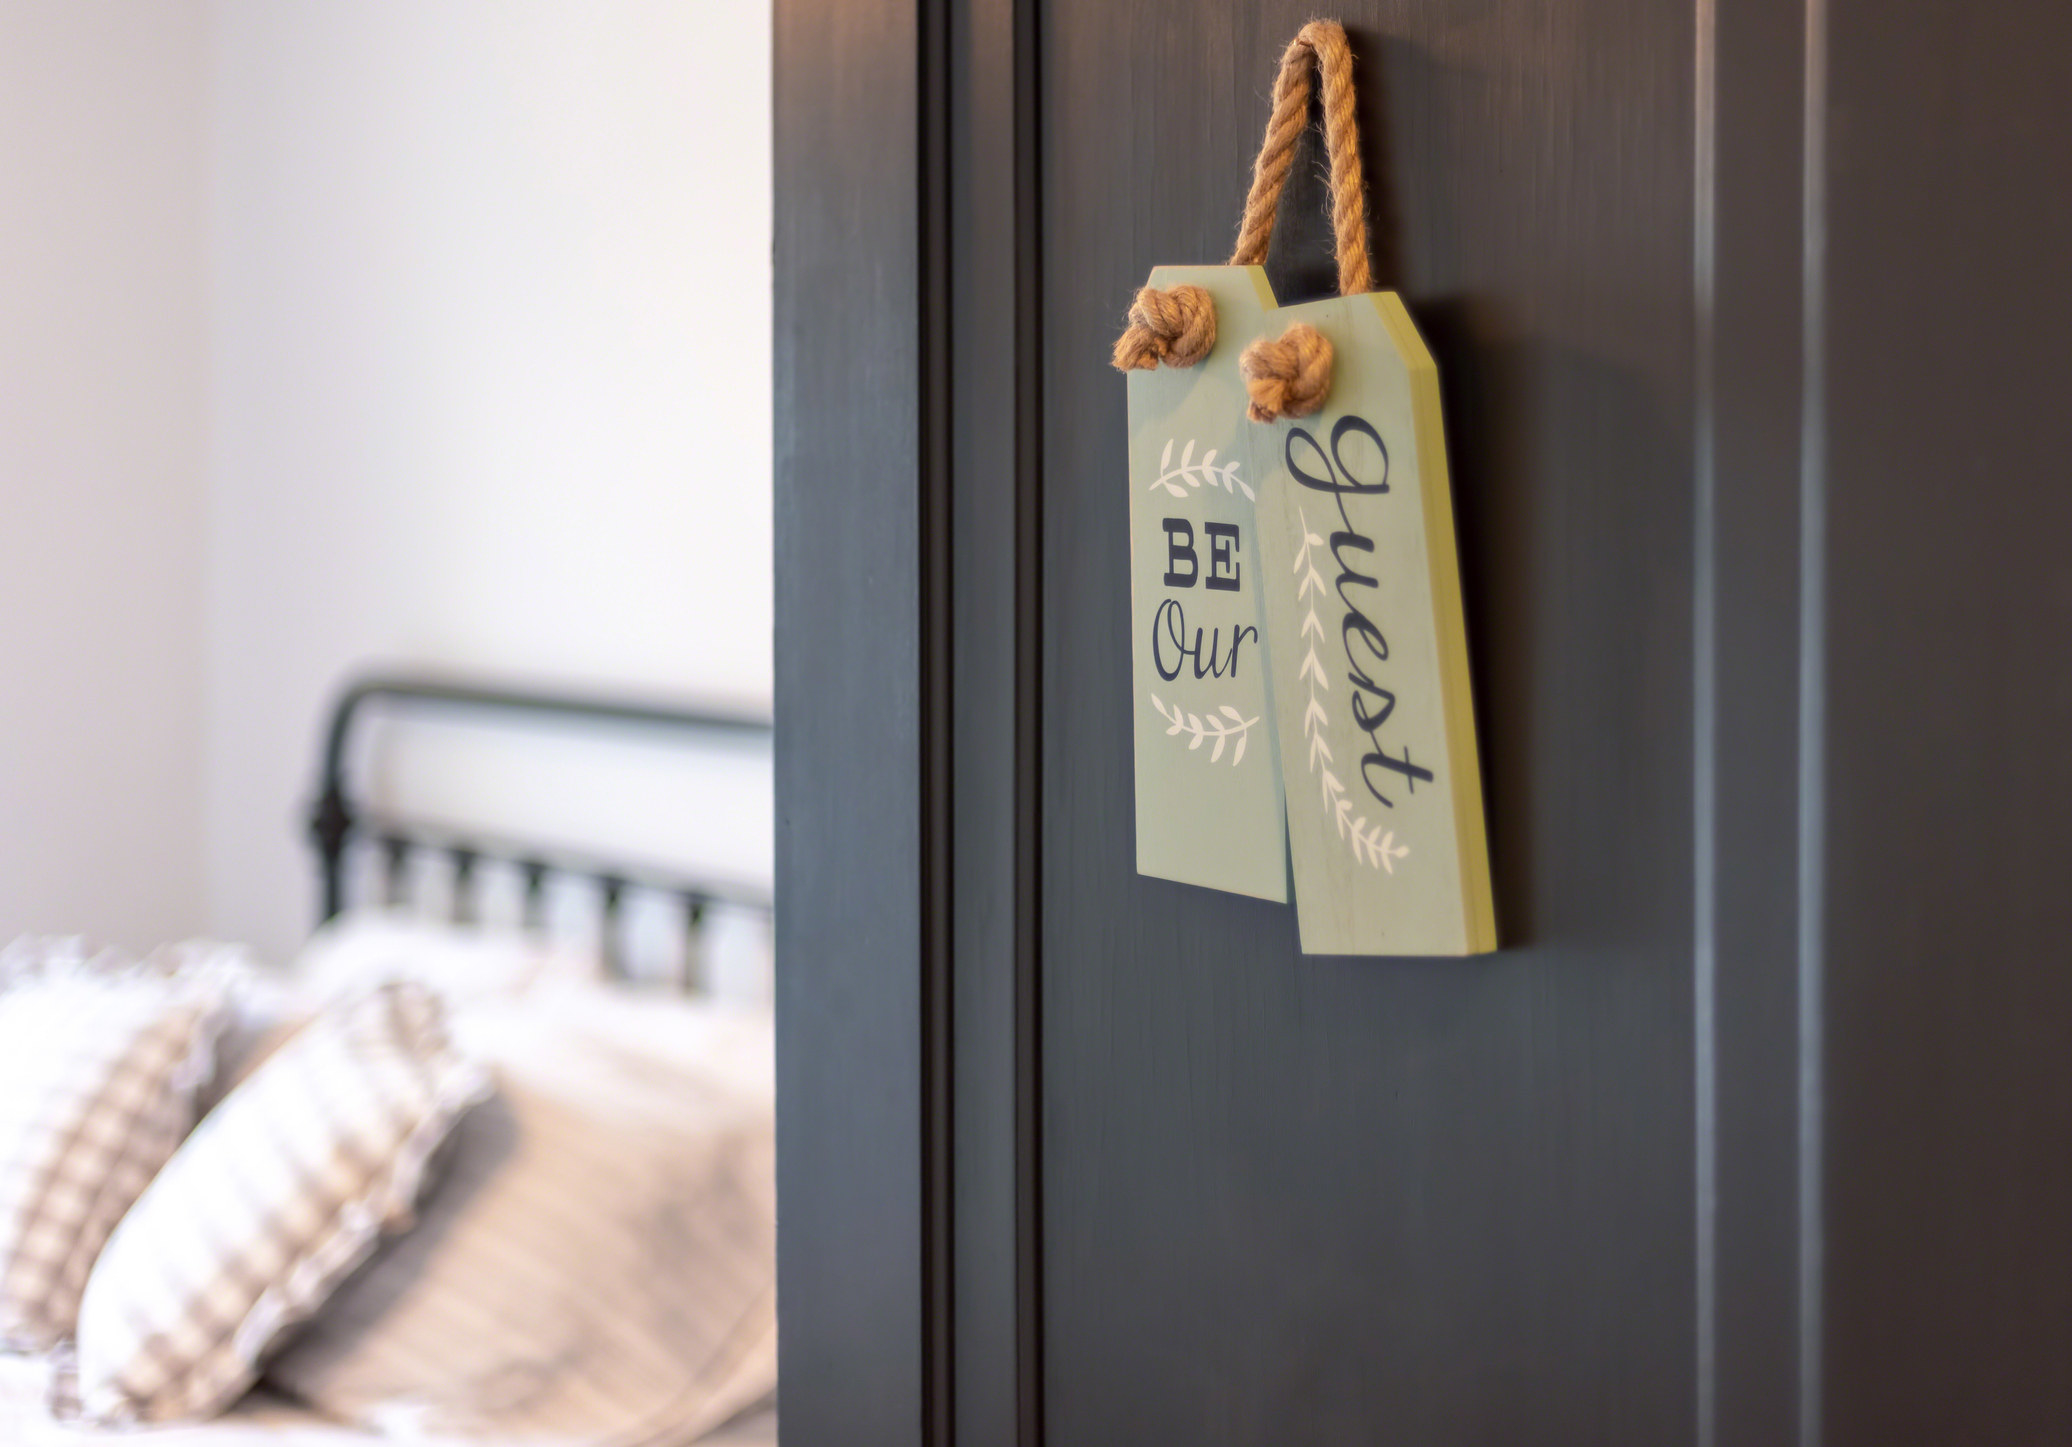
[1246, 285, 1494, 955]
[1120, 267, 1287, 902]
[1111, 19, 1495, 954]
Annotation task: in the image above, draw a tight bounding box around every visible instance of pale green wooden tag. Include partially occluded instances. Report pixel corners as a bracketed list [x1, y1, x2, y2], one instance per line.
[1237, 271, 1497, 955]
[1124, 265, 1288, 901]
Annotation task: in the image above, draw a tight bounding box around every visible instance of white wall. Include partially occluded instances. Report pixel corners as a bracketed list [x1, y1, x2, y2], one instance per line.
[0, 3, 768, 961]
[204, 1, 775, 963]
[0, 4, 211, 948]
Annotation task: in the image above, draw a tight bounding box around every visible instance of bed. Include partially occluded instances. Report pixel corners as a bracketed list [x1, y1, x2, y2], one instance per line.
[0, 1365, 780, 1447]
[0, 675, 778, 1445]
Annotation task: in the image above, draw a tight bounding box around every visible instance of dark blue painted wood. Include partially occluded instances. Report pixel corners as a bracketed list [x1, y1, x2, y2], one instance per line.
[773, 0, 933, 1442]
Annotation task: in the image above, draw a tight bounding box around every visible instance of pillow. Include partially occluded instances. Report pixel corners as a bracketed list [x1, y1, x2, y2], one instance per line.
[196, 910, 599, 1118]
[265, 985, 776, 1446]
[61, 980, 488, 1426]
[0, 939, 237, 1353]
[289, 910, 602, 1010]
[193, 967, 312, 1119]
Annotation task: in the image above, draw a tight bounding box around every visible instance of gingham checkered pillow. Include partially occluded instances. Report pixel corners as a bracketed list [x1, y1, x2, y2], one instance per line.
[0, 940, 235, 1354]
[63, 979, 488, 1426]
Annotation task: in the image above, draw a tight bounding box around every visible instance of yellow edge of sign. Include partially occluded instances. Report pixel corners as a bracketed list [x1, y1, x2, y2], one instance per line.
[1372, 292, 1499, 955]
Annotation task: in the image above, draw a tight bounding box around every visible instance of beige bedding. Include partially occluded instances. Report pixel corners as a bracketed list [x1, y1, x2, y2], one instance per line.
[0, 1356, 365, 1443]
[0, 1357, 777, 1445]
[0, 921, 779, 1447]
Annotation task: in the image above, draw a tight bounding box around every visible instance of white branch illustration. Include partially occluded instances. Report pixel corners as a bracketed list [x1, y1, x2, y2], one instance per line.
[1147, 438, 1255, 501]
[1291, 509, 1410, 875]
[1149, 694, 1258, 766]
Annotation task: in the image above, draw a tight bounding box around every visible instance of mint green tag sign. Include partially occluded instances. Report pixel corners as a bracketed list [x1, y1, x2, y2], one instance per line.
[1239, 275, 1497, 956]
[1124, 266, 1287, 901]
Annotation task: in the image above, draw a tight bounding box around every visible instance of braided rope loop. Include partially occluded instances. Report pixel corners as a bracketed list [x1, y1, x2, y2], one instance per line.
[1111, 20, 1373, 417]
[1229, 20, 1371, 297]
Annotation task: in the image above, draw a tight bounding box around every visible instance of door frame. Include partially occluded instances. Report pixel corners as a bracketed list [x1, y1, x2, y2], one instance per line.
[773, 0, 1040, 1444]
[772, 1, 942, 1444]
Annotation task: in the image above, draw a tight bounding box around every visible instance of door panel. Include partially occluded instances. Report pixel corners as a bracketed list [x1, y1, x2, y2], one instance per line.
[1821, 2, 2072, 1440]
[1040, 8, 1699, 1443]
[777, 0, 2072, 1442]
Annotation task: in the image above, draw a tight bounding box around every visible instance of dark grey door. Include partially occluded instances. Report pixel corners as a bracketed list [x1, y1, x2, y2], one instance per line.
[775, 3, 2072, 1446]
[1040, 8, 1707, 1444]
[1026, 4, 2072, 1445]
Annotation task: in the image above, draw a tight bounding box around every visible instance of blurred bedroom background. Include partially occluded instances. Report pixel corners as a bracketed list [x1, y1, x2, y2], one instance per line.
[0, 8, 778, 1439]
[0, 0, 773, 967]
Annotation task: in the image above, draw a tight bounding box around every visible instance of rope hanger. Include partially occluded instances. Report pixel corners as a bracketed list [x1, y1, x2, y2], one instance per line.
[1231, 19, 1373, 295]
[1112, 20, 1372, 423]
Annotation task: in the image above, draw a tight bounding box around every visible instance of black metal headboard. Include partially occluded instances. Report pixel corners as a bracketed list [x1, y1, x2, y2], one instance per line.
[308, 675, 773, 989]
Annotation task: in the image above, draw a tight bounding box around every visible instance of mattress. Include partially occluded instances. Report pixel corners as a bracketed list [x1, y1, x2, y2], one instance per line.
[0, 1358, 778, 1445]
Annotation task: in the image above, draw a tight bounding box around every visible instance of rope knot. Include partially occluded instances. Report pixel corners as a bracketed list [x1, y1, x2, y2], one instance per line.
[1239, 323, 1333, 423]
[1111, 284, 1217, 371]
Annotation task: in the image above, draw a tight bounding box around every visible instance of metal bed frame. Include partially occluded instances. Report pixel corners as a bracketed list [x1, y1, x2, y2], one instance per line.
[307, 674, 774, 990]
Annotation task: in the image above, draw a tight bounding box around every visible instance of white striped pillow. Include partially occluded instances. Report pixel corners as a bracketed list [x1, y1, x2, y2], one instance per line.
[265, 987, 776, 1446]
[63, 980, 488, 1426]
[0, 940, 235, 1354]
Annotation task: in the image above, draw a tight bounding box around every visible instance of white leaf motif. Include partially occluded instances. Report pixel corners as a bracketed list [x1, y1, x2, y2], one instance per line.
[1281, 511, 1418, 874]
[1148, 442, 1247, 502]
[1147, 695, 1257, 767]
